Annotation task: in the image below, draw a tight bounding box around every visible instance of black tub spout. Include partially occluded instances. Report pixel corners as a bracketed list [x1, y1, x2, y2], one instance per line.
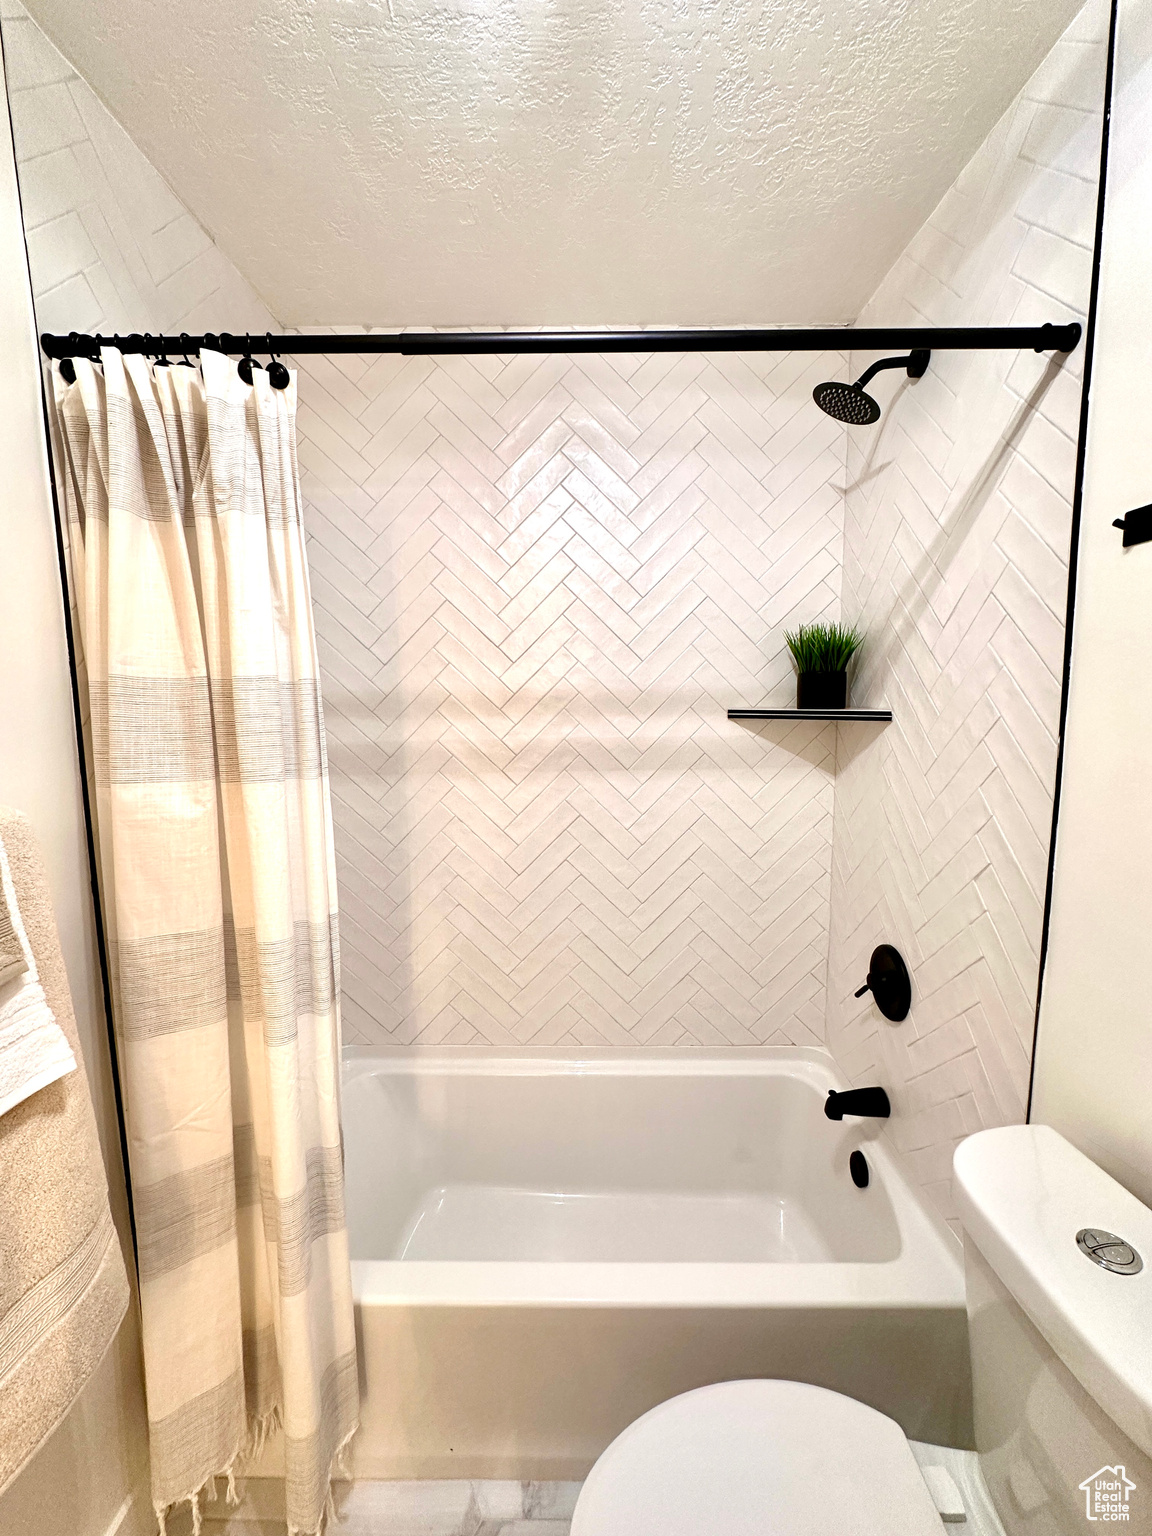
[825, 1086, 891, 1120]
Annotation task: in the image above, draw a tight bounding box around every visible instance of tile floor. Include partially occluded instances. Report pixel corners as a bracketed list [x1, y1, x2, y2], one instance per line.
[189, 1447, 1007, 1534]
[187, 1478, 580, 1535]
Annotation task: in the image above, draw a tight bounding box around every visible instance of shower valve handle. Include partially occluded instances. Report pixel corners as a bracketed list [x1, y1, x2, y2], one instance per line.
[853, 944, 912, 1021]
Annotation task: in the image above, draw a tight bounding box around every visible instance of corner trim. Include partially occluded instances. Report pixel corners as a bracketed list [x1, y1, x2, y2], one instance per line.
[1027, 0, 1121, 1120]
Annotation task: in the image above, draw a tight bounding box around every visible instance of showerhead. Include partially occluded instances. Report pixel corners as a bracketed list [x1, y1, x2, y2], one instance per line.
[813, 349, 930, 425]
[812, 380, 881, 425]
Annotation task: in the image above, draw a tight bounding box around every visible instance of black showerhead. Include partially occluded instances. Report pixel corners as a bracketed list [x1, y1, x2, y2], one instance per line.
[813, 349, 930, 425]
[813, 380, 881, 425]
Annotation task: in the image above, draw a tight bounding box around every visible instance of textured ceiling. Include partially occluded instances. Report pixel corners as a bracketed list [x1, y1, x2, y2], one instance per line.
[20, 0, 1085, 326]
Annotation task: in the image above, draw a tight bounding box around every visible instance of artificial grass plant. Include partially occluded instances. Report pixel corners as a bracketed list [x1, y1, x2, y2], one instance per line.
[783, 621, 862, 674]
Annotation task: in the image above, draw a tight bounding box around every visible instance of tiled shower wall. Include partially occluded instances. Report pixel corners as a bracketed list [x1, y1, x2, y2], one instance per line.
[5, 0, 1106, 1123]
[5, 0, 852, 1053]
[296, 345, 847, 1046]
[1, 2, 271, 339]
[825, 0, 1106, 1223]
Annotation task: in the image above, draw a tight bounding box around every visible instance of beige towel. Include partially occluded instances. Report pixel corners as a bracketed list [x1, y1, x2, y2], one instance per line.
[0, 808, 131, 1496]
[0, 833, 77, 1116]
[0, 867, 24, 987]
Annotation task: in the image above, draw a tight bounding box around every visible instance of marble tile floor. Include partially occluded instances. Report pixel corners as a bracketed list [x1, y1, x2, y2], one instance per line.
[188, 1445, 1006, 1534]
[184, 1478, 579, 1535]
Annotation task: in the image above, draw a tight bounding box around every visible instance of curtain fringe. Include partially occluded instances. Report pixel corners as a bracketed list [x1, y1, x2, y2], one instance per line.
[153, 1411, 357, 1536]
[288, 1419, 359, 1536]
[153, 1404, 283, 1536]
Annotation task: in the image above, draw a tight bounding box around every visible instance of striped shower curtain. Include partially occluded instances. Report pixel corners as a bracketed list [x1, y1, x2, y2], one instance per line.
[48, 348, 357, 1536]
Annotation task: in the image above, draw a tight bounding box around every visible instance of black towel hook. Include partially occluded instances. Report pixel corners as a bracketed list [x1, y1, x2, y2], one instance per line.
[266, 332, 290, 390]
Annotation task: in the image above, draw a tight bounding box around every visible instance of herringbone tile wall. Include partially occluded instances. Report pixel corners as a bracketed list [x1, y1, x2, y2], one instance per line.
[1, 0, 273, 340]
[4, 0, 853, 1055]
[825, 0, 1106, 1224]
[296, 341, 848, 1046]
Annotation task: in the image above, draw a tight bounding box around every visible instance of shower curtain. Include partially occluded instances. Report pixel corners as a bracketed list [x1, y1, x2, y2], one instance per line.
[48, 349, 357, 1536]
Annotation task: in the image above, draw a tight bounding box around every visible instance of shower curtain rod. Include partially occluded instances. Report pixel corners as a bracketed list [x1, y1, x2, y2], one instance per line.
[40, 321, 1082, 361]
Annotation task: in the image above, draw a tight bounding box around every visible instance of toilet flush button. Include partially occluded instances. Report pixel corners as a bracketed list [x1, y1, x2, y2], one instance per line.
[1078, 1228, 1112, 1248]
[1076, 1228, 1144, 1275]
[1097, 1245, 1136, 1267]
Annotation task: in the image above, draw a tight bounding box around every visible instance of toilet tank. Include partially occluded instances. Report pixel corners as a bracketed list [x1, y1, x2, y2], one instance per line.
[954, 1125, 1152, 1536]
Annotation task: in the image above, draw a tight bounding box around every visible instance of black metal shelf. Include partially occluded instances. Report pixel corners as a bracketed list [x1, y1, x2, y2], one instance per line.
[728, 708, 893, 722]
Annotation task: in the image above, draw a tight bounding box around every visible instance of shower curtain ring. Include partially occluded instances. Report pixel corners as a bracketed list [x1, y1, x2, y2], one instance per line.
[178, 333, 195, 367]
[266, 332, 290, 390]
[60, 333, 78, 384]
[238, 332, 263, 386]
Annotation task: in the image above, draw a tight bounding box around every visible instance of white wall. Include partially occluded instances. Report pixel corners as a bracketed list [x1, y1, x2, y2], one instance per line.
[1032, 0, 1152, 1210]
[0, 8, 149, 1536]
[824, 0, 1107, 1226]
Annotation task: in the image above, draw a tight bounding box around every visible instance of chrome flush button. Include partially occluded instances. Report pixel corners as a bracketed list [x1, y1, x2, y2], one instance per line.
[1076, 1228, 1144, 1275]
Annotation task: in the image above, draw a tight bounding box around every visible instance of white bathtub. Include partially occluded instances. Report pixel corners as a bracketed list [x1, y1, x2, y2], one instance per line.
[343, 1047, 972, 1479]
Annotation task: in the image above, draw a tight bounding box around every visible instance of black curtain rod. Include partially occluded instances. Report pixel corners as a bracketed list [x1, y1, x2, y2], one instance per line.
[41, 321, 1081, 361]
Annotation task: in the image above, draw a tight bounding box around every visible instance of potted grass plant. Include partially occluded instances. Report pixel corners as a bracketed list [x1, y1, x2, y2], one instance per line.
[784, 621, 862, 710]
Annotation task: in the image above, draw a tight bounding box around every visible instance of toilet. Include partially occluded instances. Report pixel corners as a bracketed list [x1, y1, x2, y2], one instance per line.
[571, 1124, 1152, 1536]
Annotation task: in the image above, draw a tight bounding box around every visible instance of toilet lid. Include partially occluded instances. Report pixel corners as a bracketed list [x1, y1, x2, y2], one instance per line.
[571, 1380, 944, 1536]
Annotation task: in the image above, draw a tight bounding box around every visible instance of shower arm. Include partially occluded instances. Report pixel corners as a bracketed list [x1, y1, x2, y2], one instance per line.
[39, 322, 1081, 363]
[853, 349, 931, 390]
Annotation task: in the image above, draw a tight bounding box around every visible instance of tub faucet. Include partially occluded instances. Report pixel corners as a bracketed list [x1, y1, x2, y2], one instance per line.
[824, 1086, 891, 1120]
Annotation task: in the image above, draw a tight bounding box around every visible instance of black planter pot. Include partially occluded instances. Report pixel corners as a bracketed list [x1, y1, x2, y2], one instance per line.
[796, 671, 848, 709]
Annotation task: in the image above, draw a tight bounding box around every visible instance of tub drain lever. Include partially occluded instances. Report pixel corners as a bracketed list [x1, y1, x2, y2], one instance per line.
[825, 1086, 891, 1120]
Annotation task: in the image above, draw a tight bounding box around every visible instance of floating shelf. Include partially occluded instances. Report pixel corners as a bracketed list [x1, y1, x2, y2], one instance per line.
[728, 708, 893, 722]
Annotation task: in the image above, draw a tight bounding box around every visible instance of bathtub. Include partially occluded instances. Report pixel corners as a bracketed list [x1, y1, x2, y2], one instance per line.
[343, 1047, 972, 1479]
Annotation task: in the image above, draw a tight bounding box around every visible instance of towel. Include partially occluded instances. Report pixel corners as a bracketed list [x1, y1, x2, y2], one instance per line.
[0, 808, 130, 1497]
[0, 830, 76, 1116]
[0, 866, 25, 987]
